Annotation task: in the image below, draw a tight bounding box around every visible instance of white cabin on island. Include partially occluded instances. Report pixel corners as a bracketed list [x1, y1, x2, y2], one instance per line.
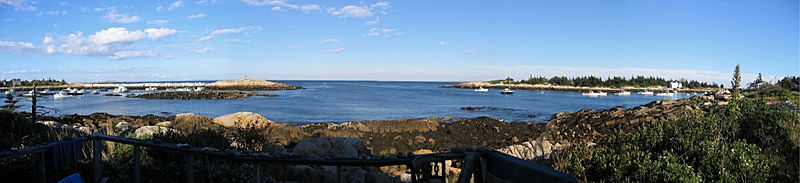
[670, 82, 683, 89]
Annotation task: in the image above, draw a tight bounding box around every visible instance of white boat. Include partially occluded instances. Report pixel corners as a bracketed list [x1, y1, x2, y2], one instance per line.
[113, 86, 128, 93]
[500, 88, 514, 95]
[582, 91, 606, 97]
[176, 88, 192, 92]
[615, 91, 631, 96]
[193, 87, 205, 91]
[53, 91, 71, 99]
[3, 91, 9, 95]
[144, 87, 158, 91]
[65, 88, 84, 95]
[638, 91, 654, 96]
[91, 90, 100, 94]
[39, 89, 51, 94]
[22, 90, 35, 97]
[474, 87, 489, 92]
[656, 92, 676, 97]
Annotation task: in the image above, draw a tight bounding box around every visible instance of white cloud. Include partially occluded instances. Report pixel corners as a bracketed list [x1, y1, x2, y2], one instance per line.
[325, 47, 346, 54]
[300, 4, 319, 12]
[186, 13, 206, 19]
[365, 16, 381, 25]
[2, 69, 41, 74]
[287, 45, 304, 49]
[320, 39, 340, 44]
[195, 46, 214, 53]
[370, 1, 390, 10]
[156, 6, 164, 12]
[438, 41, 447, 46]
[109, 50, 157, 60]
[330, 5, 372, 18]
[103, 10, 141, 23]
[240, 0, 298, 9]
[144, 28, 177, 40]
[46, 10, 67, 16]
[365, 27, 400, 37]
[198, 27, 258, 41]
[35, 27, 176, 60]
[0, 40, 35, 52]
[0, 0, 36, 11]
[147, 19, 170, 25]
[462, 50, 477, 55]
[169, 0, 184, 10]
[89, 27, 175, 45]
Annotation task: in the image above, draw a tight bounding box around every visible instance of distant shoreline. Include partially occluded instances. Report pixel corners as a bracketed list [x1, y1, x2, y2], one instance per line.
[443, 81, 719, 93]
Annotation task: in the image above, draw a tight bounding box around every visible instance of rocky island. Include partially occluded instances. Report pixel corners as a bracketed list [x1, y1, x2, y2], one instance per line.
[130, 91, 277, 100]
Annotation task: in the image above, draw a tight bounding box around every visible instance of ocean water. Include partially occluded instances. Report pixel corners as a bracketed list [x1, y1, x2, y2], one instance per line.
[14, 81, 693, 123]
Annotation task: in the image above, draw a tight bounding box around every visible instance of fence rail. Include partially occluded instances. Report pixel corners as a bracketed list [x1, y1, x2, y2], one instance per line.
[1, 134, 577, 183]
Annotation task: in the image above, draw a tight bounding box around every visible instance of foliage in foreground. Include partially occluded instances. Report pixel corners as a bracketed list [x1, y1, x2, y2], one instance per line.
[554, 99, 799, 182]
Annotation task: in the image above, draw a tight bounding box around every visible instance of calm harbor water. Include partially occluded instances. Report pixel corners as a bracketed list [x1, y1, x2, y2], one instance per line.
[15, 81, 693, 123]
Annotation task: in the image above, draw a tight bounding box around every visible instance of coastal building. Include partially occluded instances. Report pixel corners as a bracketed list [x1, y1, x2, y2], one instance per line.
[670, 82, 683, 89]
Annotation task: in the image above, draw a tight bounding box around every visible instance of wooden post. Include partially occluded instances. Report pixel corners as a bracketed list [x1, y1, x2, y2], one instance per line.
[93, 140, 103, 183]
[39, 151, 46, 183]
[134, 145, 141, 183]
[336, 165, 342, 183]
[31, 85, 36, 123]
[254, 163, 261, 183]
[186, 154, 194, 183]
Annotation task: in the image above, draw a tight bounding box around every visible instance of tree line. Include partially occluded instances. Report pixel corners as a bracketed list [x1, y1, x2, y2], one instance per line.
[489, 75, 722, 89]
[0, 78, 67, 87]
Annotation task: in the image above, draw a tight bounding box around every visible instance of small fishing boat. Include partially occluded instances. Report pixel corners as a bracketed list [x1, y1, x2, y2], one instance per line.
[582, 91, 607, 97]
[91, 90, 100, 95]
[656, 91, 676, 97]
[176, 88, 192, 92]
[39, 89, 51, 95]
[500, 88, 514, 95]
[638, 90, 654, 96]
[474, 87, 489, 92]
[65, 88, 84, 95]
[113, 86, 128, 93]
[144, 87, 158, 91]
[22, 90, 35, 97]
[3, 90, 10, 95]
[53, 91, 71, 99]
[615, 91, 631, 96]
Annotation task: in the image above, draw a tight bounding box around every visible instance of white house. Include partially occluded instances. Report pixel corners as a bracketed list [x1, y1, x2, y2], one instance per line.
[670, 82, 683, 89]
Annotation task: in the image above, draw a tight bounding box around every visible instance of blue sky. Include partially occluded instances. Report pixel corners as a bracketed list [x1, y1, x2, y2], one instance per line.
[0, 0, 797, 84]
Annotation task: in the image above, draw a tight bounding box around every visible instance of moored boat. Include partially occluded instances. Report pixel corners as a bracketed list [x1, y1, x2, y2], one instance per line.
[615, 91, 631, 96]
[474, 87, 489, 92]
[583, 91, 607, 97]
[638, 90, 654, 96]
[53, 91, 71, 99]
[113, 86, 128, 93]
[500, 88, 514, 95]
[656, 91, 676, 97]
[145, 87, 158, 91]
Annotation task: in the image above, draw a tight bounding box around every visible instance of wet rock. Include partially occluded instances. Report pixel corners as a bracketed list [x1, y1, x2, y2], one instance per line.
[130, 91, 276, 100]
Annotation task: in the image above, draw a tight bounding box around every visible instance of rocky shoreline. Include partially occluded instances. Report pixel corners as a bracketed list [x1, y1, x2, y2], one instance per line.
[34, 95, 729, 160]
[25, 95, 740, 182]
[130, 91, 277, 100]
[444, 81, 717, 93]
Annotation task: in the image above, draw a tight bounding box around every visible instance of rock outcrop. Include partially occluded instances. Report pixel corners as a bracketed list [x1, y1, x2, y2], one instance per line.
[134, 126, 175, 137]
[213, 112, 273, 128]
[130, 91, 276, 100]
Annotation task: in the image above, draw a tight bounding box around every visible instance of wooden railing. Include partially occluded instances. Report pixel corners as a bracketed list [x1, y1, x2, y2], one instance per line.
[1, 135, 577, 183]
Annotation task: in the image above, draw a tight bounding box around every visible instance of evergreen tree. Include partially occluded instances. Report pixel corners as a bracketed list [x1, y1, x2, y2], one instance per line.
[732, 64, 741, 99]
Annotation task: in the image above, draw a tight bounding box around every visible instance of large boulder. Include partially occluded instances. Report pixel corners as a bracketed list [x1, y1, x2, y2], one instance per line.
[172, 113, 217, 132]
[115, 121, 131, 129]
[293, 137, 369, 158]
[213, 112, 272, 128]
[134, 126, 175, 137]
